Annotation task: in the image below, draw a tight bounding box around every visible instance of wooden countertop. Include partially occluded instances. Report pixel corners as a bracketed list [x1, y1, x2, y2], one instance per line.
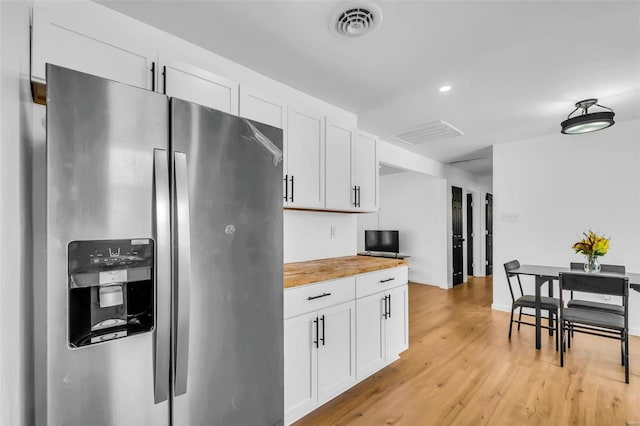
[284, 255, 409, 289]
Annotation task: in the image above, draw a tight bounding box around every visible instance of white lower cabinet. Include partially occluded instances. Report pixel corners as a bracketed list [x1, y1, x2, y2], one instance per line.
[284, 311, 318, 423]
[356, 283, 409, 381]
[385, 285, 409, 359]
[284, 266, 408, 425]
[355, 292, 386, 379]
[284, 300, 356, 425]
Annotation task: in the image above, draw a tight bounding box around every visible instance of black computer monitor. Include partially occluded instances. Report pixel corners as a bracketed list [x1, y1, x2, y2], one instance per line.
[364, 230, 399, 254]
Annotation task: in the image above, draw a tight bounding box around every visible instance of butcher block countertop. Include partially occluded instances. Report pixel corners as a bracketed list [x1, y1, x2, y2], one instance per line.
[284, 255, 409, 289]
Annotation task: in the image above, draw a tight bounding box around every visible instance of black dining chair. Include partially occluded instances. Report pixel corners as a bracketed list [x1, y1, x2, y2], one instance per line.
[559, 272, 629, 383]
[567, 262, 625, 316]
[504, 260, 560, 350]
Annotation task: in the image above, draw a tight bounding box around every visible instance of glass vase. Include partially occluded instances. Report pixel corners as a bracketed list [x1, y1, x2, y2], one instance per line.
[584, 256, 601, 273]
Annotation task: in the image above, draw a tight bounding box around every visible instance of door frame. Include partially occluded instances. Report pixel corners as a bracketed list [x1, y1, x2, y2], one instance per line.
[451, 186, 464, 286]
[466, 192, 474, 277]
[485, 193, 493, 276]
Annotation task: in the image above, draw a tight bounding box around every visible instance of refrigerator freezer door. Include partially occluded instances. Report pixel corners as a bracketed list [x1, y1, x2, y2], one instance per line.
[171, 99, 284, 425]
[43, 65, 170, 425]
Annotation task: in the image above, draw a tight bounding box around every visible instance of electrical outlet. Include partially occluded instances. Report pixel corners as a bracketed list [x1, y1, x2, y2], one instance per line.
[330, 225, 336, 239]
[501, 212, 520, 222]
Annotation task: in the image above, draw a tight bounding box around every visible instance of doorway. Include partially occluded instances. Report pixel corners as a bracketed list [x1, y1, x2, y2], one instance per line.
[485, 193, 493, 276]
[467, 193, 473, 277]
[452, 186, 463, 286]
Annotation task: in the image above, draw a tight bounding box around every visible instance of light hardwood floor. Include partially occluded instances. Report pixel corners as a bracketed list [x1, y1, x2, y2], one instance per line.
[295, 277, 640, 425]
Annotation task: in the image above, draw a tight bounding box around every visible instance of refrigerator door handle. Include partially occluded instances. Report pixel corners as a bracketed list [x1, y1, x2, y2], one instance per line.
[174, 151, 192, 396]
[153, 149, 171, 404]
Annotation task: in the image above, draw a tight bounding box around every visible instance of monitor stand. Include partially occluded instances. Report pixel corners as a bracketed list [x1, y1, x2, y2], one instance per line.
[358, 251, 410, 260]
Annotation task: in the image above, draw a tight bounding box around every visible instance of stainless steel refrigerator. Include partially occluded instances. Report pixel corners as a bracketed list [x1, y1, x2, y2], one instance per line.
[38, 64, 284, 425]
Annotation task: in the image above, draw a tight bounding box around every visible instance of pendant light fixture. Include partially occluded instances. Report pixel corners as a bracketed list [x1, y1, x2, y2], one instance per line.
[560, 98, 615, 134]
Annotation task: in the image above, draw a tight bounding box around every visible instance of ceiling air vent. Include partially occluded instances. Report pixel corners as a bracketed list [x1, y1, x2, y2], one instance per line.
[392, 120, 464, 145]
[330, 2, 383, 39]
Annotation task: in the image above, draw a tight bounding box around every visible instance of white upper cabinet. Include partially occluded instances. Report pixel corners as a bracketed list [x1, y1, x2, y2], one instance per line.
[286, 107, 325, 209]
[239, 86, 287, 129]
[30, 2, 368, 213]
[160, 57, 238, 115]
[325, 120, 355, 211]
[31, 2, 156, 100]
[353, 131, 379, 212]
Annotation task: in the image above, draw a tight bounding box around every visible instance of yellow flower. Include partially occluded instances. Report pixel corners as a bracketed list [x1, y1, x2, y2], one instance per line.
[572, 230, 610, 257]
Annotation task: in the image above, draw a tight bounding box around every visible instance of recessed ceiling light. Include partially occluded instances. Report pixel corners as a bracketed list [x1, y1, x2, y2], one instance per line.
[439, 85, 452, 93]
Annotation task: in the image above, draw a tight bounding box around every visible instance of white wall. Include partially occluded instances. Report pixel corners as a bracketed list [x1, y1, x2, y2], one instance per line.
[284, 210, 357, 263]
[493, 118, 640, 334]
[376, 140, 493, 287]
[0, 1, 35, 424]
[358, 172, 448, 287]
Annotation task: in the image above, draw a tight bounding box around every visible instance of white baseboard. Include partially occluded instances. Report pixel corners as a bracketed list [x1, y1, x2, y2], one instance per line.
[409, 281, 442, 288]
[491, 303, 511, 312]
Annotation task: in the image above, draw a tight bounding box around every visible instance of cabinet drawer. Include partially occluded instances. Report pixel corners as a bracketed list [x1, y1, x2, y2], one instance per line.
[356, 267, 408, 298]
[284, 277, 355, 319]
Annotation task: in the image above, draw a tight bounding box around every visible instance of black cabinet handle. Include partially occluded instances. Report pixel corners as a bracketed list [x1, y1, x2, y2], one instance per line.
[313, 317, 319, 348]
[352, 186, 357, 207]
[307, 292, 331, 301]
[388, 294, 392, 318]
[290, 175, 294, 202]
[380, 278, 395, 283]
[356, 186, 361, 207]
[151, 62, 156, 92]
[383, 295, 388, 319]
[320, 315, 325, 346]
[382, 296, 389, 319]
[162, 65, 167, 95]
[284, 175, 288, 201]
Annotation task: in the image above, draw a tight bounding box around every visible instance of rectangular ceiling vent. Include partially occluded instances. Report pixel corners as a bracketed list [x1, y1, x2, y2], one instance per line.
[392, 120, 464, 145]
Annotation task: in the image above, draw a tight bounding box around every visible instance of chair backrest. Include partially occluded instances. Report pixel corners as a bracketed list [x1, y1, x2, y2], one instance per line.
[559, 272, 628, 297]
[503, 260, 522, 302]
[601, 264, 626, 274]
[570, 262, 625, 274]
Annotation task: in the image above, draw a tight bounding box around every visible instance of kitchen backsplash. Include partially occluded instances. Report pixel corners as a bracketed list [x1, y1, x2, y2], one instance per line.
[284, 210, 357, 263]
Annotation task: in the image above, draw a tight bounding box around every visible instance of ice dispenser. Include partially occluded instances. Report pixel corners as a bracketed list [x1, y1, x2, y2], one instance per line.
[68, 239, 154, 348]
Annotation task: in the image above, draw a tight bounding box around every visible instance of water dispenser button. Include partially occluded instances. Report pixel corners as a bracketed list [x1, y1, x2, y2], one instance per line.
[99, 285, 124, 308]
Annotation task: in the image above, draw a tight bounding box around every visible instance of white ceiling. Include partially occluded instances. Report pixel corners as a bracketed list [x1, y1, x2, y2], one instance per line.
[99, 0, 640, 176]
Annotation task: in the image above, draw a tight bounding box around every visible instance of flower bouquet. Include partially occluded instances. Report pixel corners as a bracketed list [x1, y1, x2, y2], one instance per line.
[571, 230, 610, 272]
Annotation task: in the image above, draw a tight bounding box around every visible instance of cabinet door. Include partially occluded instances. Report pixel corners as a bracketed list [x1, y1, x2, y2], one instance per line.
[317, 301, 356, 404]
[353, 131, 379, 212]
[31, 3, 156, 94]
[239, 86, 286, 129]
[325, 120, 354, 211]
[355, 293, 386, 381]
[385, 285, 409, 360]
[161, 58, 238, 115]
[287, 107, 325, 208]
[284, 312, 318, 425]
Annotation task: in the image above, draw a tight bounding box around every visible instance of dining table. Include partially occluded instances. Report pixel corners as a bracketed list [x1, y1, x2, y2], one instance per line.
[509, 264, 640, 349]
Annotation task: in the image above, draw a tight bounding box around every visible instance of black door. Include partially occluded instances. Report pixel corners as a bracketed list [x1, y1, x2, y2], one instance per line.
[467, 193, 473, 277]
[452, 186, 464, 285]
[485, 193, 493, 276]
